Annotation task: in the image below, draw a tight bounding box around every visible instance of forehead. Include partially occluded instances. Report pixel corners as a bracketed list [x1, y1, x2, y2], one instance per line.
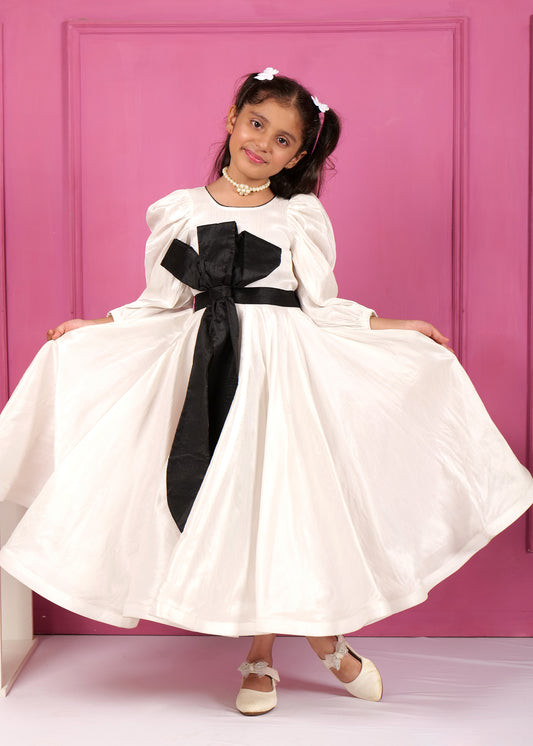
[240, 99, 304, 140]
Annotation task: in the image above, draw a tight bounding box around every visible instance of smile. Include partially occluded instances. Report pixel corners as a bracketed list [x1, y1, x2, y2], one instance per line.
[244, 149, 266, 164]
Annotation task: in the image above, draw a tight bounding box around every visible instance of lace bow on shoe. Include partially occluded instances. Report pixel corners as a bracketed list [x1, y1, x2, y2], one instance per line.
[320, 635, 383, 701]
[238, 660, 280, 682]
[323, 637, 349, 671]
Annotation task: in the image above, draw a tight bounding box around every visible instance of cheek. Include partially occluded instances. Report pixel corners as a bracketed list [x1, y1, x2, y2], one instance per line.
[284, 148, 302, 166]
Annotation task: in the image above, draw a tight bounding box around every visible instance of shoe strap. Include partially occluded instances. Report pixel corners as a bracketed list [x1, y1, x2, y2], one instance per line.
[238, 660, 280, 682]
[322, 635, 349, 671]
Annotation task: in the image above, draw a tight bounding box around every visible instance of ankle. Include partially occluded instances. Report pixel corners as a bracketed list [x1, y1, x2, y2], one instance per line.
[307, 635, 337, 658]
[248, 657, 273, 667]
[246, 652, 273, 666]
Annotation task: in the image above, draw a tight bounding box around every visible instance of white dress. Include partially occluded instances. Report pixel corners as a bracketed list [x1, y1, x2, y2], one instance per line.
[0, 187, 532, 637]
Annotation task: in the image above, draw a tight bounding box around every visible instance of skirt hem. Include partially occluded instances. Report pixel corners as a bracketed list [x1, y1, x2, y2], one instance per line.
[1, 486, 531, 636]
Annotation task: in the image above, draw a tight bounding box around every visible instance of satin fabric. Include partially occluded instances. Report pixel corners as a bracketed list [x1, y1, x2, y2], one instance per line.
[0, 187, 532, 636]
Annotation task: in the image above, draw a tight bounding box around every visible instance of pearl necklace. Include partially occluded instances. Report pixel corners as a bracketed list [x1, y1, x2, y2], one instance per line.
[222, 167, 271, 197]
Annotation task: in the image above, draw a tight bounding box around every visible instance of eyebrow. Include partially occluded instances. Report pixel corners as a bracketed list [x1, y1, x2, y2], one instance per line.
[249, 110, 298, 143]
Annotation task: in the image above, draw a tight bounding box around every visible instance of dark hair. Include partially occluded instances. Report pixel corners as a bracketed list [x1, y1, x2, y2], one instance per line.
[212, 72, 341, 199]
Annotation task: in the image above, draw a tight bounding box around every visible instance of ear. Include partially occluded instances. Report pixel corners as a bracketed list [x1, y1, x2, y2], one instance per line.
[284, 150, 307, 170]
[226, 105, 238, 135]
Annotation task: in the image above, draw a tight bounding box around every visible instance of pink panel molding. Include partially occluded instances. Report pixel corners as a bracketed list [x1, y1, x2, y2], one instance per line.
[66, 17, 468, 352]
[527, 17, 533, 552]
[0, 26, 7, 407]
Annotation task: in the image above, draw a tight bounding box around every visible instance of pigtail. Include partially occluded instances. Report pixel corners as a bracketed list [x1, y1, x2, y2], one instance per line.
[310, 109, 341, 194]
[211, 133, 231, 183]
[271, 108, 341, 198]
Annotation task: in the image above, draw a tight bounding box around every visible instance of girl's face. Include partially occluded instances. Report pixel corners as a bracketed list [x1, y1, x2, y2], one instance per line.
[226, 98, 306, 185]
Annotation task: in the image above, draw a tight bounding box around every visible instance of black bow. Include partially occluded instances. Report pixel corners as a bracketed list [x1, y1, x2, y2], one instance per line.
[161, 222, 283, 531]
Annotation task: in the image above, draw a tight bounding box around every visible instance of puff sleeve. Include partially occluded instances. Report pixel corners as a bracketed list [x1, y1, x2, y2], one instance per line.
[287, 193, 377, 330]
[108, 190, 194, 322]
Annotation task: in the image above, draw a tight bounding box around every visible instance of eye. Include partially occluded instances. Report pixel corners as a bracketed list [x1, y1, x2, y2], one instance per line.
[250, 119, 262, 129]
[276, 136, 289, 147]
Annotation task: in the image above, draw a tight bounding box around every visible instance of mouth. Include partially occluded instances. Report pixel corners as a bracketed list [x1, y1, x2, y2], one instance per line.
[244, 149, 266, 164]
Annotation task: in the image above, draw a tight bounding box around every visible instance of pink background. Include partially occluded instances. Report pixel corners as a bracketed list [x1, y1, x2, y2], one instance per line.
[0, 0, 532, 635]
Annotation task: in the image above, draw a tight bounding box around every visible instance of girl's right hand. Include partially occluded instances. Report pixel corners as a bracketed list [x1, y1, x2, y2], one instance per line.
[46, 316, 113, 341]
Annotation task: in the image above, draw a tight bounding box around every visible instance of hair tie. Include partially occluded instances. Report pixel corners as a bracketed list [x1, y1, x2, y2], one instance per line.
[311, 95, 329, 113]
[254, 67, 279, 81]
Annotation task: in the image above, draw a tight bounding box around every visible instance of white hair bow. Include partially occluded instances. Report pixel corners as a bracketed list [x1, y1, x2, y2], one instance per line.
[254, 67, 279, 81]
[311, 95, 329, 113]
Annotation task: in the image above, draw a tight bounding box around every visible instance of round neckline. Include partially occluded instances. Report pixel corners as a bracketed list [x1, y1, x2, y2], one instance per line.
[203, 186, 278, 209]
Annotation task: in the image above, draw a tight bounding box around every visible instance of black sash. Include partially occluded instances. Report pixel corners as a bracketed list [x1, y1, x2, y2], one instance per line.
[161, 221, 300, 531]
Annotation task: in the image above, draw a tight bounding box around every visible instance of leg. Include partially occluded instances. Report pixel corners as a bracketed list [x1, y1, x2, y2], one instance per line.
[241, 634, 277, 692]
[306, 635, 362, 683]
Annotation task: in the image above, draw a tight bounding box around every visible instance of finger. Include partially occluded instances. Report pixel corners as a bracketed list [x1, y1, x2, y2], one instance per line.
[434, 332, 454, 352]
[430, 327, 449, 344]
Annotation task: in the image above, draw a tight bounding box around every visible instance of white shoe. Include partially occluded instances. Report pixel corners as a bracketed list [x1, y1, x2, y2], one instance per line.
[235, 660, 280, 716]
[321, 635, 383, 701]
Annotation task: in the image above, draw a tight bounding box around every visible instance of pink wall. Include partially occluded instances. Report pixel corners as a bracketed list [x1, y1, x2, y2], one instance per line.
[0, 0, 532, 635]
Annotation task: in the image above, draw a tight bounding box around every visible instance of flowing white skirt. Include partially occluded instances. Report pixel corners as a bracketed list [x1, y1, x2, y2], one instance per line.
[0, 305, 532, 636]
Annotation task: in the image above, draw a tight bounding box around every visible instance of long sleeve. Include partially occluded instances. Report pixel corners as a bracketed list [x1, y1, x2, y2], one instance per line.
[287, 193, 376, 330]
[108, 190, 194, 323]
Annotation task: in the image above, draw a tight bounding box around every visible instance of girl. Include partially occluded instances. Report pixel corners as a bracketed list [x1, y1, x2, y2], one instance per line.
[1, 69, 532, 717]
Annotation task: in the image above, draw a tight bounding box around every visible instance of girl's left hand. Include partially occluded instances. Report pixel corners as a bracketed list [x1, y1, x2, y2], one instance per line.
[404, 319, 451, 349]
[369, 317, 454, 352]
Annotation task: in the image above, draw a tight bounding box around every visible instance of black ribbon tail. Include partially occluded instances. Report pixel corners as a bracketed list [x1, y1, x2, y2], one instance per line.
[166, 300, 240, 531]
[207, 302, 240, 452]
[166, 321, 211, 531]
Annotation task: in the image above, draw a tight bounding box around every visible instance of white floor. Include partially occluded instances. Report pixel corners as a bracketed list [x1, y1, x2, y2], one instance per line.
[1, 635, 533, 745]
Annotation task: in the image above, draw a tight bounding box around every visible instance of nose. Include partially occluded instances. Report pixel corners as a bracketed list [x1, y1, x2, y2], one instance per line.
[255, 132, 270, 152]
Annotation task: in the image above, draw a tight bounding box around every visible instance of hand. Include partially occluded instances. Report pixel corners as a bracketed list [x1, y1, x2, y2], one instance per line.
[46, 316, 113, 341]
[369, 316, 453, 352]
[403, 319, 451, 349]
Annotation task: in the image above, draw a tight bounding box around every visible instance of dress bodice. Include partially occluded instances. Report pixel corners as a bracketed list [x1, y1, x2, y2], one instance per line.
[182, 187, 298, 294]
[108, 186, 376, 332]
